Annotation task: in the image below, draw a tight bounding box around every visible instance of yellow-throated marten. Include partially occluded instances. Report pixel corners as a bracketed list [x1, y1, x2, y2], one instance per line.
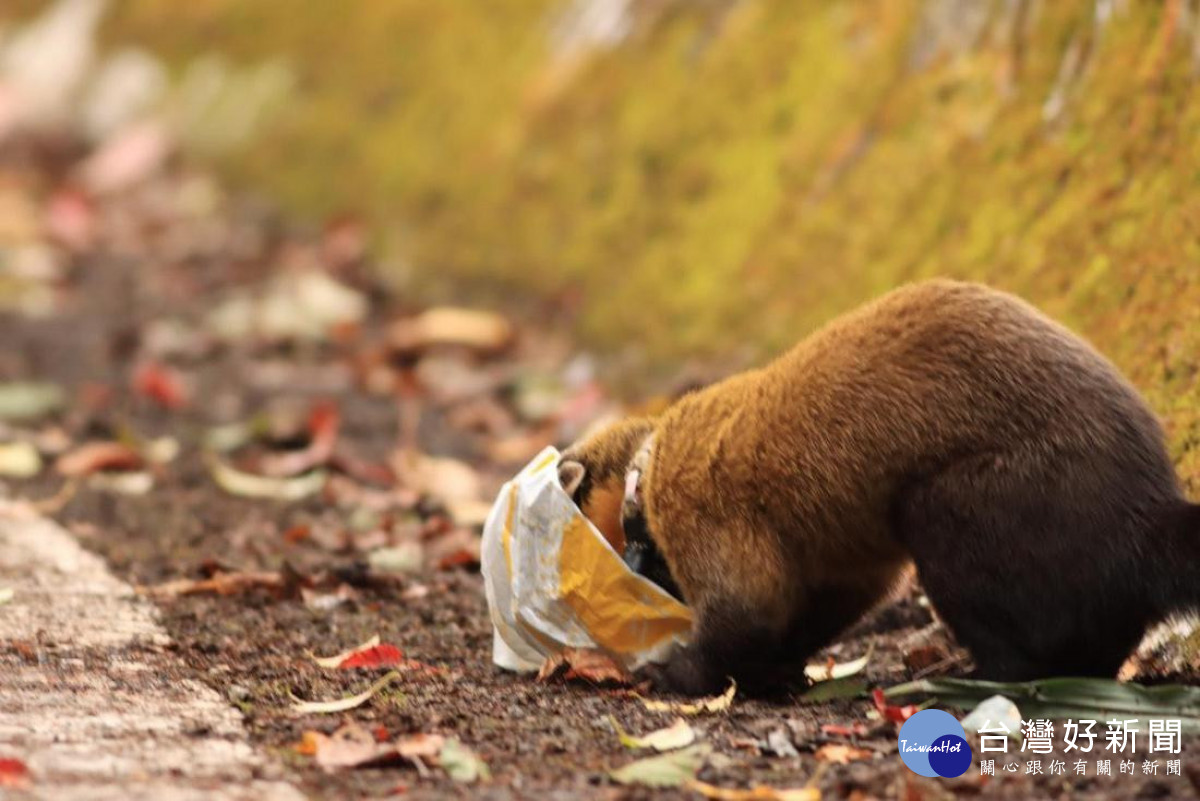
[560, 280, 1200, 695]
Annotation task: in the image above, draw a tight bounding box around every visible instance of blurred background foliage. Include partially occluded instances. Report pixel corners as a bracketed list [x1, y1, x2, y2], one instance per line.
[7, 0, 1199, 474]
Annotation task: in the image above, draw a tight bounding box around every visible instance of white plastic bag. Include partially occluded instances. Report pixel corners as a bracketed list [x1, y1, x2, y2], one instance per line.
[481, 446, 692, 672]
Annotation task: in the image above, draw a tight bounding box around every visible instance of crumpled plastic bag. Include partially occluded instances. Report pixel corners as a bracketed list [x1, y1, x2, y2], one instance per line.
[481, 446, 693, 672]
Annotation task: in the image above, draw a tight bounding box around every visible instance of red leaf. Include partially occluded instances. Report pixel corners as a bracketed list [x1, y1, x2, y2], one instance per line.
[45, 187, 95, 250]
[260, 400, 341, 476]
[282, 524, 312, 544]
[0, 757, 31, 788]
[872, 689, 919, 723]
[56, 441, 144, 477]
[436, 548, 480, 571]
[338, 644, 406, 670]
[133, 361, 189, 410]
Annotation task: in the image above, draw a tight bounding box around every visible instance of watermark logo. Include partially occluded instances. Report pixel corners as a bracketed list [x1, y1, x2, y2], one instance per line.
[897, 709, 973, 778]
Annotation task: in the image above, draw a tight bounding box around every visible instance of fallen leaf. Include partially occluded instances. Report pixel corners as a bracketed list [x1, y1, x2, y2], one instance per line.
[0, 588, 13, 605]
[398, 453, 482, 506]
[611, 717, 696, 751]
[206, 419, 261, 453]
[132, 361, 189, 410]
[427, 527, 482, 571]
[208, 270, 368, 344]
[436, 547, 481, 571]
[291, 670, 402, 715]
[686, 780, 821, 801]
[44, 187, 95, 250]
[313, 635, 381, 668]
[56, 441, 144, 476]
[0, 381, 64, 421]
[389, 307, 514, 356]
[79, 120, 171, 194]
[815, 744, 876, 764]
[209, 456, 326, 501]
[439, 738, 491, 783]
[0, 757, 31, 789]
[314, 638, 406, 670]
[368, 542, 425, 575]
[444, 498, 493, 528]
[872, 688, 920, 724]
[89, 470, 154, 495]
[765, 728, 799, 758]
[142, 436, 180, 464]
[304, 723, 394, 771]
[609, 744, 710, 787]
[804, 647, 872, 683]
[293, 730, 319, 756]
[797, 678, 867, 704]
[139, 570, 286, 598]
[298, 725, 449, 774]
[902, 644, 948, 674]
[819, 722, 870, 738]
[959, 695, 1023, 745]
[260, 401, 340, 477]
[282, 523, 311, 544]
[538, 648, 634, 686]
[638, 680, 737, 715]
[0, 441, 42, 477]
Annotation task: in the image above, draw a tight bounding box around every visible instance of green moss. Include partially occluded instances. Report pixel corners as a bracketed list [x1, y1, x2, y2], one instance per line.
[46, 0, 1200, 488]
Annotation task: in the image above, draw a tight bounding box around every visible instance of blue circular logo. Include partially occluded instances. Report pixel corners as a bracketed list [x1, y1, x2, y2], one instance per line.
[897, 709, 972, 778]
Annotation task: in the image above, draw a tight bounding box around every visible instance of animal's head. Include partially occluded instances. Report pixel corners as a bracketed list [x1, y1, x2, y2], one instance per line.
[558, 416, 656, 553]
[559, 417, 683, 601]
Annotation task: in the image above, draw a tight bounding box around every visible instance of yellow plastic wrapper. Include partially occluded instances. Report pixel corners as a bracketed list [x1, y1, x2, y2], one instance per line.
[481, 447, 693, 672]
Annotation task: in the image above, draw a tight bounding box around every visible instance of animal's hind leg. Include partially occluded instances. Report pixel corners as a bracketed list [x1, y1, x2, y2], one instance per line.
[894, 450, 1151, 680]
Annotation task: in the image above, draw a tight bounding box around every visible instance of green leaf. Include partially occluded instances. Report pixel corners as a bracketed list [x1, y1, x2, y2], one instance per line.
[804, 645, 873, 683]
[209, 455, 326, 501]
[796, 678, 868, 704]
[0, 382, 64, 422]
[290, 670, 401, 715]
[609, 744, 711, 787]
[610, 716, 696, 751]
[439, 738, 491, 782]
[886, 678, 1200, 730]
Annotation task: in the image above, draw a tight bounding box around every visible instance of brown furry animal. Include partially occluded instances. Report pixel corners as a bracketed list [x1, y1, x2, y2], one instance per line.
[560, 280, 1200, 695]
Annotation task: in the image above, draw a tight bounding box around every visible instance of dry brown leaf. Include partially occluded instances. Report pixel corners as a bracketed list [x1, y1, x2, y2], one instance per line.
[304, 723, 394, 771]
[291, 670, 402, 715]
[538, 648, 635, 686]
[395, 453, 482, 506]
[814, 743, 876, 764]
[138, 570, 286, 598]
[396, 733, 446, 759]
[299, 724, 446, 772]
[687, 780, 821, 801]
[611, 717, 696, 751]
[638, 680, 737, 715]
[389, 307, 514, 356]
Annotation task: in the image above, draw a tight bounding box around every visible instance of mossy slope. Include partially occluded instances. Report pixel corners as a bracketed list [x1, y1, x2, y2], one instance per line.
[95, 0, 1200, 486]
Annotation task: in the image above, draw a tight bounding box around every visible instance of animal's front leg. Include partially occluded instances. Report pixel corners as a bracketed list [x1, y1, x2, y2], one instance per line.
[643, 597, 787, 696]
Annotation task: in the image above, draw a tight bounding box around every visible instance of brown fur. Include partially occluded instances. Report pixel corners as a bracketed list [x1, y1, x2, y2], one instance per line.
[562, 280, 1200, 695]
[559, 416, 654, 551]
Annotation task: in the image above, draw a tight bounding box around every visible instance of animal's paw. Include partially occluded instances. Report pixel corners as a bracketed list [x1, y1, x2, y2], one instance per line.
[636, 649, 724, 697]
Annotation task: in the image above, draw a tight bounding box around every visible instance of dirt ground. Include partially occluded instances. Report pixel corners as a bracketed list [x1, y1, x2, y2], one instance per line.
[2, 140, 1199, 801]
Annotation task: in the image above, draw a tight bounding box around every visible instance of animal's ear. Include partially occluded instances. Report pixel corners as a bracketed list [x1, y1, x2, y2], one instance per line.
[558, 459, 586, 499]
